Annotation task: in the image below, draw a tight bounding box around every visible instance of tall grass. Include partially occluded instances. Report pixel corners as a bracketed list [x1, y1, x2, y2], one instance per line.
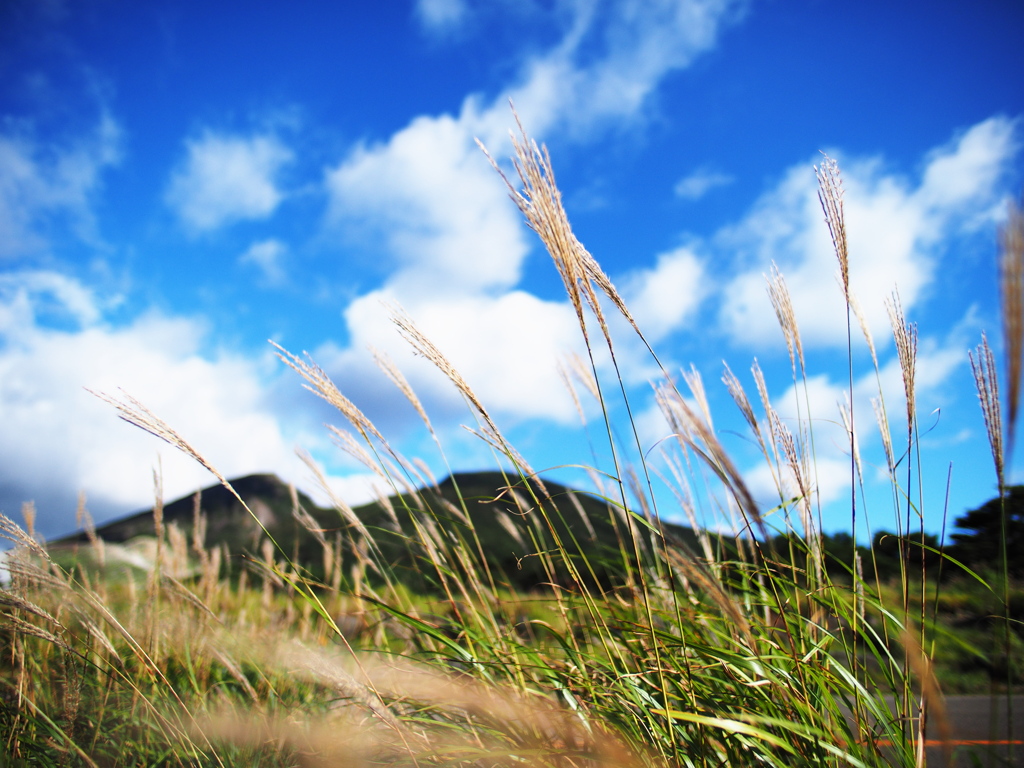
[1, 117, 1020, 766]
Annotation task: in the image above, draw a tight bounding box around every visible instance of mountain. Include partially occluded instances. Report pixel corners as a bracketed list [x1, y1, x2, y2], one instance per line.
[57, 473, 318, 555]
[52, 471, 705, 592]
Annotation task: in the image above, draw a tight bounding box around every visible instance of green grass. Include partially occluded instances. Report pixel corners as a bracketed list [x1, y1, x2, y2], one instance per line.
[2, 120, 1022, 766]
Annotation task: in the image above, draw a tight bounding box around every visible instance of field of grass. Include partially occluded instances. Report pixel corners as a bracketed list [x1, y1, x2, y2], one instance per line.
[2, 117, 1022, 766]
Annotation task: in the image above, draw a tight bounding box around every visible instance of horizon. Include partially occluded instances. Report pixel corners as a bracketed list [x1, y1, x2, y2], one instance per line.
[39, 468, 1014, 548]
[1, 0, 1023, 543]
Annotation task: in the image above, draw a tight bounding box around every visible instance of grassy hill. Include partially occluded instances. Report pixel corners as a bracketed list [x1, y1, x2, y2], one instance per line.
[51, 471, 708, 592]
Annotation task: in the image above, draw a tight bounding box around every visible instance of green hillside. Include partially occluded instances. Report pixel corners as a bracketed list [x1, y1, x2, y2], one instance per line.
[51, 471, 707, 592]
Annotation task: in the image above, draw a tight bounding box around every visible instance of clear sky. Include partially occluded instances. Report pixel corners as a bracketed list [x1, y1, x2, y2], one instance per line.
[1, 0, 1022, 542]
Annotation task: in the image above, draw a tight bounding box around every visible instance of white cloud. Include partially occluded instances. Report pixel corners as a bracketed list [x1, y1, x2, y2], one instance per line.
[325, 114, 530, 295]
[414, 0, 468, 33]
[0, 270, 367, 538]
[0, 114, 121, 258]
[545, 0, 746, 136]
[743, 455, 855, 527]
[460, 0, 747, 146]
[621, 246, 707, 342]
[240, 238, 287, 285]
[320, 288, 586, 425]
[319, 0, 745, 429]
[674, 166, 733, 200]
[718, 116, 1020, 349]
[918, 117, 1019, 211]
[324, 0, 748, 284]
[166, 131, 292, 232]
[0, 270, 102, 330]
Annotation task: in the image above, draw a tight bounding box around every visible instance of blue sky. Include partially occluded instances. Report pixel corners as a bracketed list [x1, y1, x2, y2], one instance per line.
[1, 0, 1022, 542]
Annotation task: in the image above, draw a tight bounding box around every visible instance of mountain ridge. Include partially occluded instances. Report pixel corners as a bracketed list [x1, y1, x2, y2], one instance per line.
[52, 471, 704, 591]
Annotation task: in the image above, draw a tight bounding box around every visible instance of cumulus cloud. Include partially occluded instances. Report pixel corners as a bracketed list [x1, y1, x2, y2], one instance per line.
[166, 131, 292, 232]
[414, 0, 468, 33]
[317, 288, 586, 426]
[0, 270, 102, 330]
[240, 238, 287, 285]
[0, 270, 375, 538]
[621, 246, 707, 342]
[674, 165, 734, 200]
[319, 0, 745, 429]
[718, 116, 1020, 349]
[324, 0, 749, 287]
[524, 0, 746, 138]
[0, 114, 121, 258]
[325, 114, 530, 295]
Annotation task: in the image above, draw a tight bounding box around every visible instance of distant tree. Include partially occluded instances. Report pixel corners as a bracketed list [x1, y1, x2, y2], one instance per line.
[866, 529, 941, 583]
[948, 486, 1024, 576]
[816, 532, 865, 581]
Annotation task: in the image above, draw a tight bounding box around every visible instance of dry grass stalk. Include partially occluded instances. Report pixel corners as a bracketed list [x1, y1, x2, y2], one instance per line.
[292, 492, 327, 549]
[73, 611, 122, 664]
[0, 513, 48, 559]
[167, 522, 190, 577]
[0, 590, 68, 635]
[388, 304, 502, 440]
[899, 627, 953, 768]
[886, 292, 918, 440]
[76, 493, 104, 568]
[361, 656, 643, 765]
[663, 545, 752, 642]
[91, 389, 229, 489]
[495, 508, 527, 550]
[748, 361, 795, 507]
[464, 423, 544, 493]
[970, 333, 1005, 489]
[436, 496, 470, 527]
[682, 365, 714, 431]
[659, 453, 716, 563]
[207, 646, 259, 703]
[162, 574, 218, 623]
[557, 357, 588, 425]
[766, 263, 805, 377]
[21, 501, 36, 541]
[722, 364, 769, 460]
[194, 708, 385, 768]
[272, 342, 389, 446]
[624, 466, 654, 530]
[838, 399, 863, 486]
[480, 110, 639, 350]
[190, 490, 205, 555]
[297, 449, 374, 544]
[772, 410, 821, 580]
[371, 346, 435, 436]
[0, 613, 71, 651]
[849, 292, 878, 368]
[373, 485, 401, 532]
[764, 402, 825, 632]
[565, 351, 600, 402]
[655, 381, 767, 541]
[816, 154, 849, 301]
[411, 457, 436, 489]
[327, 425, 391, 480]
[4, 555, 71, 596]
[1000, 196, 1024, 460]
[872, 396, 896, 475]
[566, 489, 598, 542]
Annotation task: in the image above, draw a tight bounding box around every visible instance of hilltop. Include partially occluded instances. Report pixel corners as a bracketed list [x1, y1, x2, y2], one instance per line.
[52, 471, 706, 592]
